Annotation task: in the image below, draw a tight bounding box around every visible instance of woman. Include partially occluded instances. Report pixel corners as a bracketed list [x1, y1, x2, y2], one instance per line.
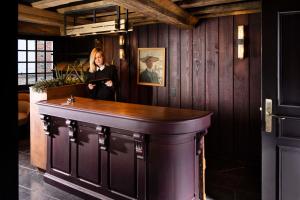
[86, 48, 118, 101]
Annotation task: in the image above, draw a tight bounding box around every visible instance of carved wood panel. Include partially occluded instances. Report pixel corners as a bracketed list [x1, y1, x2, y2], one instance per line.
[50, 117, 71, 174]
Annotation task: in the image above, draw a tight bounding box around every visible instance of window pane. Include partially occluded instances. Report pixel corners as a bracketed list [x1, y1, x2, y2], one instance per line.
[28, 63, 36, 73]
[28, 40, 36, 50]
[18, 39, 26, 50]
[18, 63, 26, 73]
[18, 74, 26, 85]
[37, 74, 45, 81]
[18, 51, 26, 62]
[46, 52, 53, 62]
[27, 51, 35, 62]
[46, 73, 53, 80]
[37, 52, 45, 62]
[37, 40, 45, 50]
[28, 74, 36, 85]
[46, 41, 53, 51]
[37, 63, 45, 73]
[46, 63, 53, 72]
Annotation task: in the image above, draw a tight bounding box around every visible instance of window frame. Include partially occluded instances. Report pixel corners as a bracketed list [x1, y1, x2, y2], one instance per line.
[18, 37, 54, 88]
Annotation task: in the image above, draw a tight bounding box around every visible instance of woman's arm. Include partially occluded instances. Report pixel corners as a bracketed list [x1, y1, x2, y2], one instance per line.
[85, 72, 97, 98]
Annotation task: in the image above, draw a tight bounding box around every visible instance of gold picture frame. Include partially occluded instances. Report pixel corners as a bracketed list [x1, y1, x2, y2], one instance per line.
[137, 48, 165, 87]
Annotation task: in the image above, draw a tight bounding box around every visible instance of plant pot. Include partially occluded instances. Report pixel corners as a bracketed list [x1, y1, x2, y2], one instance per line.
[30, 84, 87, 170]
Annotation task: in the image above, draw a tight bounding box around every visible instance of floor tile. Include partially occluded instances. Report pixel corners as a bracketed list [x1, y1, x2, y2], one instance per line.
[18, 139, 84, 200]
[19, 138, 260, 200]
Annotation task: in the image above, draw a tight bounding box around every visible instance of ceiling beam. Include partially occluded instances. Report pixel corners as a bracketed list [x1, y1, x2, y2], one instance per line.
[133, 20, 160, 27]
[18, 4, 91, 27]
[191, 1, 261, 15]
[197, 9, 260, 19]
[179, 0, 247, 9]
[102, 0, 198, 28]
[78, 10, 135, 19]
[18, 21, 61, 36]
[95, 12, 145, 23]
[57, 1, 115, 14]
[31, 0, 83, 9]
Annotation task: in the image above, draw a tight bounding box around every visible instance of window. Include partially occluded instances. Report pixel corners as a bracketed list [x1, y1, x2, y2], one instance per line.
[18, 39, 54, 86]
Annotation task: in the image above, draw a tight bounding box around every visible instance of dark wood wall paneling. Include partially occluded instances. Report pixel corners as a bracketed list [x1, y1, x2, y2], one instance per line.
[55, 13, 261, 162]
[125, 13, 261, 162]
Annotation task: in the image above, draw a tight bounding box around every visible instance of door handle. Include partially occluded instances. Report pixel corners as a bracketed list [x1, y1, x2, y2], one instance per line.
[271, 114, 286, 120]
[265, 99, 272, 133]
[265, 99, 287, 133]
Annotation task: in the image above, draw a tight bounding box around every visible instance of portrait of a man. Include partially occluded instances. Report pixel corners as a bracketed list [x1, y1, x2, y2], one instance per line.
[139, 56, 159, 83]
[137, 48, 165, 86]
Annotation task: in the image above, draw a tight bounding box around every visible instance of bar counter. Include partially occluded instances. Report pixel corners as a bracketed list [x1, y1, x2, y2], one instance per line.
[37, 97, 212, 200]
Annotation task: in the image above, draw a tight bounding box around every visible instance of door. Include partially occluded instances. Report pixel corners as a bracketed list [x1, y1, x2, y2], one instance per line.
[262, 1, 300, 200]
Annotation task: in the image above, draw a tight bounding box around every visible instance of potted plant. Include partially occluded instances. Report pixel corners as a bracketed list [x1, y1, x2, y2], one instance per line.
[31, 61, 87, 93]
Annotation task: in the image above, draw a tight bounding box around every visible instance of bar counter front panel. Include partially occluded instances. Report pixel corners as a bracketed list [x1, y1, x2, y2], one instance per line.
[37, 97, 212, 200]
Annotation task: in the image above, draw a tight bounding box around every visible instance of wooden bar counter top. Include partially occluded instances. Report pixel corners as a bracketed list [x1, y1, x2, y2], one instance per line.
[37, 96, 212, 200]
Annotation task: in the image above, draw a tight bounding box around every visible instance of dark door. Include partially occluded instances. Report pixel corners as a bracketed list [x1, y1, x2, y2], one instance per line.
[262, 1, 300, 200]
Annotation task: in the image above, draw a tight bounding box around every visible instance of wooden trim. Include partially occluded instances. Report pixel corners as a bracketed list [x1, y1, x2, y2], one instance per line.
[31, 0, 83, 9]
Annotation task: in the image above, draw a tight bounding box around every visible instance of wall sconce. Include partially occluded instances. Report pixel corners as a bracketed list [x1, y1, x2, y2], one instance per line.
[119, 34, 125, 59]
[119, 48, 125, 60]
[237, 25, 245, 59]
[119, 34, 125, 46]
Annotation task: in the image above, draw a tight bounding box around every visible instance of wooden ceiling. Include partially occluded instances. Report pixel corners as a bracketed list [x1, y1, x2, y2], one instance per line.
[18, 0, 261, 36]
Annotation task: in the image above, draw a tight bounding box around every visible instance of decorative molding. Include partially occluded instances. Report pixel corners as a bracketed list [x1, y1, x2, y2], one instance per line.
[96, 125, 109, 150]
[66, 119, 77, 142]
[133, 133, 145, 160]
[40, 115, 51, 135]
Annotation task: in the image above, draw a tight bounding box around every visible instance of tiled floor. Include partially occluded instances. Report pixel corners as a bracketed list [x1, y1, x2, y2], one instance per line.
[206, 157, 261, 200]
[19, 139, 260, 200]
[18, 139, 84, 200]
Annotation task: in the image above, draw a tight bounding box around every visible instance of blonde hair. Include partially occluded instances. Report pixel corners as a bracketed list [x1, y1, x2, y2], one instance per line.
[89, 48, 105, 73]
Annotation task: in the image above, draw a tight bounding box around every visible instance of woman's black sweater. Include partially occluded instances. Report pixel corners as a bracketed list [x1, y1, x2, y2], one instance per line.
[86, 65, 118, 101]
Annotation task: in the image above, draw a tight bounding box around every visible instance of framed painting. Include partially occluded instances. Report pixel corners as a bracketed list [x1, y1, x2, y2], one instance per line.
[137, 48, 165, 86]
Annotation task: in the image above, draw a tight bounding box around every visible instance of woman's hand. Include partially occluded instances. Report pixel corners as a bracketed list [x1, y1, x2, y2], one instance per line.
[88, 83, 96, 90]
[105, 80, 113, 87]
